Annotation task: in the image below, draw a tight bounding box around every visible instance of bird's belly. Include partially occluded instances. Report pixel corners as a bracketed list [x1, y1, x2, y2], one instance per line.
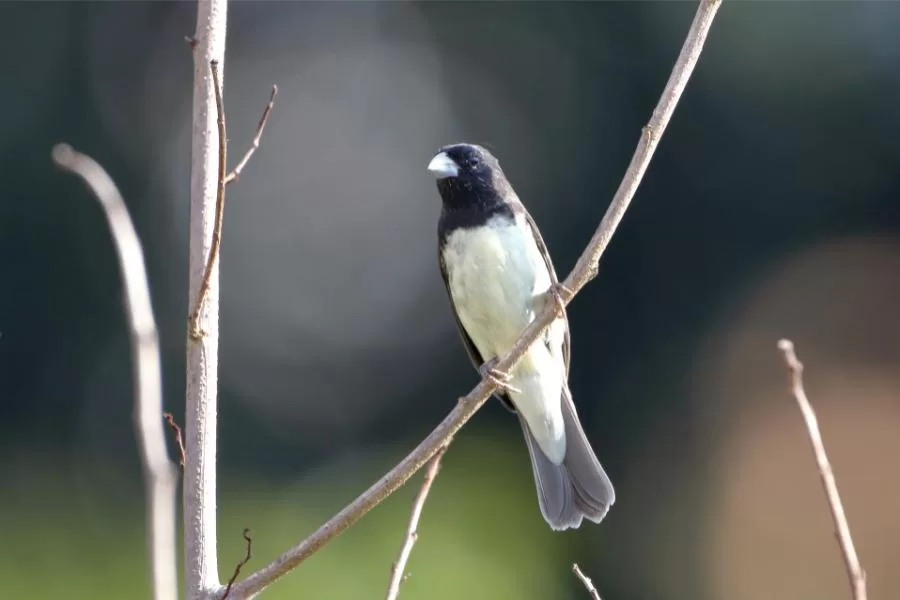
[444, 220, 550, 361]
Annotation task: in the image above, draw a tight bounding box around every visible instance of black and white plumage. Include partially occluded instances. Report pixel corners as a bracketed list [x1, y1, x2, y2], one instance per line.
[428, 142, 615, 530]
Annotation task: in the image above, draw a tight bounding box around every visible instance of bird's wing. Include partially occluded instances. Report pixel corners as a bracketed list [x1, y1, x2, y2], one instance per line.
[520, 206, 571, 378]
[438, 246, 516, 412]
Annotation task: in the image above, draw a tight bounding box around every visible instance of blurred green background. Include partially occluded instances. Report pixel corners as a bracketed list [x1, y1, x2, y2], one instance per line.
[1, 1, 899, 599]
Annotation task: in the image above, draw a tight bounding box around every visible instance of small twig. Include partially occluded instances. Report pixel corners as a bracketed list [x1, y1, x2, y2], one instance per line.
[572, 564, 601, 600]
[189, 59, 228, 340]
[221, 529, 253, 600]
[777, 339, 867, 600]
[52, 144, 178, 600]
[385, 446, 448, 600]
[188, 62, 277, 340]
[163, 412, 186, 468]
[227, 1, 721, 596]
[225, 85, 278, 184]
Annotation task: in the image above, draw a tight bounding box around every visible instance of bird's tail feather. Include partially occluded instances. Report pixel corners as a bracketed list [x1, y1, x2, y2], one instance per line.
[519, 387, 615, 530]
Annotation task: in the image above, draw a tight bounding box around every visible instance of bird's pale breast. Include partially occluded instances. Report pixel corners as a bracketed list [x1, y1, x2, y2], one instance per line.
[442, 214, 551, 363]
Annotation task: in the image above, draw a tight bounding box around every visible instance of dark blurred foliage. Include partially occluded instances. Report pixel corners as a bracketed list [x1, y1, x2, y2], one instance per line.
[1, 1, 899, 599]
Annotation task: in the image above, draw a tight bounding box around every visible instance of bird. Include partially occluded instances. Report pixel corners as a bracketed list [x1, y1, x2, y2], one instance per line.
[428, 142, 615, 530]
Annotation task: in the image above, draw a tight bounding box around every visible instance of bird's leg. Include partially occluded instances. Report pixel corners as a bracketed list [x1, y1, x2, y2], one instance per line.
[479, 358, 521, 394]
[547, 282, 573, 316]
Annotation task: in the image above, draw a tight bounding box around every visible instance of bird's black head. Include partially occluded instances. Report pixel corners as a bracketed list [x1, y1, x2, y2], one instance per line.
[427, 143, 512, 211]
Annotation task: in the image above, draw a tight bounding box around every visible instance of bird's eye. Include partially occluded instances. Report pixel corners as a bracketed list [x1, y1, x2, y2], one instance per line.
[467, 156, 481, 168]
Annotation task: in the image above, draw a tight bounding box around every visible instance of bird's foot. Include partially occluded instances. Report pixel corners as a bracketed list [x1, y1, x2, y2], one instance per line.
[547, 282, 573, 315]
[479, 358, 521, 394]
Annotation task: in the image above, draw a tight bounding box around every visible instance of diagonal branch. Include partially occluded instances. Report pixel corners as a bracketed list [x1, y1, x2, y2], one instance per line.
[777, 340, 867, 600]
[222, 529, 254, 600]
[225, 85, 278, 184]
[52, 144, 178, 600]
[385, 446, 448, 600]
[227, 1, 722, 596]
[572, 563, 602, 600]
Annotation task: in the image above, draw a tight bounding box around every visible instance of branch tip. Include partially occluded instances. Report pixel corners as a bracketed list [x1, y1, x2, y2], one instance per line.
[572, 564, 601, 600]
[224, 81, 279, 185]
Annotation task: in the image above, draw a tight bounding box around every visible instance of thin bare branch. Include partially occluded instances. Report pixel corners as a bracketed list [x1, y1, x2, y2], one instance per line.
[164, 412, 186, 468]
[221, 529, 253, 600]
[225, 85, 278, 184]
[185, 4, 228, 595]
[777, 340, 867, 600]
[385, 446, 448, 600]
[189, 59, 228, 340]
[228, 1, 722, 596]
[572, 564, 601, 600]
[52, 144, 178, 600]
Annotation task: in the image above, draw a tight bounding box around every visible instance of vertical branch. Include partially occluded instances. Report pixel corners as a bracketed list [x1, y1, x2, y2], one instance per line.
[185, 0, 228, 597]
[777, 340, 867, 600]
[52, 144, 178, 600]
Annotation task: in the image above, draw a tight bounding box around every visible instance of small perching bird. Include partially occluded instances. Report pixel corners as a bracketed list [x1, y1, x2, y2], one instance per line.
[429, 142, 615, 530]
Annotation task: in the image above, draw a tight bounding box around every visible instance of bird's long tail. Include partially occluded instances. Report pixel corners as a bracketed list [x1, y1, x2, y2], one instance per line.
[519, 386, 615, 530]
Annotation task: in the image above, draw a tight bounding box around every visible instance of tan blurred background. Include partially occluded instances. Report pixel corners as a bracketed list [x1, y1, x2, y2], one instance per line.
[0, 2, 898, 599]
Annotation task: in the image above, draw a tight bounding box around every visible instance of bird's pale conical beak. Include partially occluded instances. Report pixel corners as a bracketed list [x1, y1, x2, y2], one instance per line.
[427, 152, 459, 179]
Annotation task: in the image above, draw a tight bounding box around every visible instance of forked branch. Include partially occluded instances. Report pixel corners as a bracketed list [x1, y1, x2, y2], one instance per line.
[189, 61, 277, 339]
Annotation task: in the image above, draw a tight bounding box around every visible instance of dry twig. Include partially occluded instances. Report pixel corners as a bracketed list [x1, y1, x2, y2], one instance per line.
[777, 339, 867, 600]
[163, 411, 187, 468]
[189, 61, 277, 339]
[572, 563, 602, 600]
[189, 59, 228, 340]
[221, 529, 253, 600]
[385, 446, 448, 600]
[52, 144, 178, 600]
[226, 85, 278, 184]
[226, 0, 722, 596]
